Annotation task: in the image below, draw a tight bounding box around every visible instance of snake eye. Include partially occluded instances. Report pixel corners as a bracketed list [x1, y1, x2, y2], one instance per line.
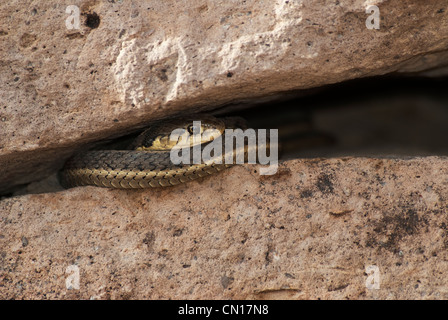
[187, 124, 195, 134]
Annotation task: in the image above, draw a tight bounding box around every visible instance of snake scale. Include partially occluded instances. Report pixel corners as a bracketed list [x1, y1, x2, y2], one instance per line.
[61, 115, 250, 189]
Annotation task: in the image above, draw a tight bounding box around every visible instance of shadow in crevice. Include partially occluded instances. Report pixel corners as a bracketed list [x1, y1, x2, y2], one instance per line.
[4, 75, 448, 198]
[227, 75, 448, 160]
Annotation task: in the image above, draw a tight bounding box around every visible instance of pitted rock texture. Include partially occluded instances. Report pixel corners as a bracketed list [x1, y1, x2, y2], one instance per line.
[1, 0, 448, 192]
[1, 157, 448, 299]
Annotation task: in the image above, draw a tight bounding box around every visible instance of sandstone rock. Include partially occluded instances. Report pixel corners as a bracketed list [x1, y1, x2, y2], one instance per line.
[2, 0, 448, 301]
[1, 0, 448, 192]
[1, 157, 448, 299]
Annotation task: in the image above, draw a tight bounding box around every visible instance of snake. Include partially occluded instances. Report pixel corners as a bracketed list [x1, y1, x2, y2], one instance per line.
[60, 115, 251, 189]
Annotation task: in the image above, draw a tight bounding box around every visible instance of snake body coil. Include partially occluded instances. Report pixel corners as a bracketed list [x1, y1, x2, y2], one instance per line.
[61, 115, 243, 189]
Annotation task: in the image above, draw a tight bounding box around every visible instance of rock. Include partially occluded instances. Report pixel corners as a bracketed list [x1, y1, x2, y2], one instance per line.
[1, 0, 448, 300]
[1, 0, 448, 192]
[1, 157, 448, 299]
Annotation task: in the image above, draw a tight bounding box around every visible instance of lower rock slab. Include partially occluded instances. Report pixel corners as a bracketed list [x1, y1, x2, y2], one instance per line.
[1, 157, 448, 299]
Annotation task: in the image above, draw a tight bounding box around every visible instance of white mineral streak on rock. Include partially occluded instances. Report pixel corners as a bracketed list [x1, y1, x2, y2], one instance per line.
[113, 38, 141, 106]
[165, 40, 189, 103]
[112, 0, 306, 107]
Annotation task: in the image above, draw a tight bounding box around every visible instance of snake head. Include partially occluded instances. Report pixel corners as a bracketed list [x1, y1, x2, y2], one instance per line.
[132, 115, 226, 151]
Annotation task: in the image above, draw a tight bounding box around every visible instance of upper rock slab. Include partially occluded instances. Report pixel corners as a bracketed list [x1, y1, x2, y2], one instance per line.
[1, 0, 448, 191]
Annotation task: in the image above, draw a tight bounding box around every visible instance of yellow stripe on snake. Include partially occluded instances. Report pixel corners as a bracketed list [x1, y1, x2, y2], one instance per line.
[61, 115, 253, 188]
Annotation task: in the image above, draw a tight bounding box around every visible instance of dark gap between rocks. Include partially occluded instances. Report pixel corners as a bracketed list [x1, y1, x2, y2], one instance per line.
[3, 75, 448, 198]
[222, 75, 448, 160]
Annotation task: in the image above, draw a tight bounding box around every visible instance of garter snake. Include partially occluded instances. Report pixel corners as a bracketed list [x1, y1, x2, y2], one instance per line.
[61, 115, 252, 189]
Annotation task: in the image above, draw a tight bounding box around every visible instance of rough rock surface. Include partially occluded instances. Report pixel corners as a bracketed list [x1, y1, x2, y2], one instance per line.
[1, 157, 448, 299]
[2, 0, 448, 300]
[1, 0, 448, 192]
